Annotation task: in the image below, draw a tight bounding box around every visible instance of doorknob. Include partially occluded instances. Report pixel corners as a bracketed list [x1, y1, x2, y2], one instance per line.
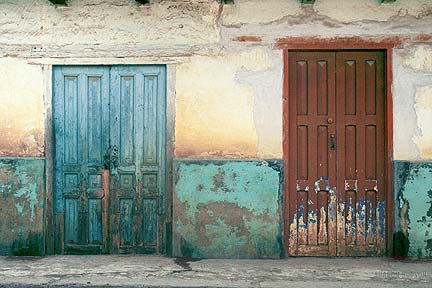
[327, 118, 334, 124]
[330, 134, 336, 150]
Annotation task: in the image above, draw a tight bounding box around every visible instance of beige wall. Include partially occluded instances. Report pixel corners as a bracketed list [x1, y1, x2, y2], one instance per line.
[175, 48, 282, 159]
[0, 59, 44, 157]
[0, 0, 431, 160]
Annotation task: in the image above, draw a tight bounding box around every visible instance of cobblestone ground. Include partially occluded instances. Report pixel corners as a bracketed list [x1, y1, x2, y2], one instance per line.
[0, 256, 431, 287]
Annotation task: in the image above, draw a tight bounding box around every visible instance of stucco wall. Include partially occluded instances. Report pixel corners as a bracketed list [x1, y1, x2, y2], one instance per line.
[394, 161, 432, 257]
[175, 48, 283, 159]
[393, 44, 432, 161]
[0, 59, 44, 157]
[0, 158, 45, 255]
[0, 0, 431, 160]
[173, 159, 283, 258]
[0, 0, 431, 257]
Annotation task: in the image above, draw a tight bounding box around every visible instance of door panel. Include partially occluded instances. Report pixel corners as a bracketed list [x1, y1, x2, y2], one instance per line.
[288, 52, 337, 256]
[109, 66, 166, 254]
[336, 52, 386, 256]
[54, 66, 110, 254]
[287, 51, 386, 256]
[53, 65, 166, 254]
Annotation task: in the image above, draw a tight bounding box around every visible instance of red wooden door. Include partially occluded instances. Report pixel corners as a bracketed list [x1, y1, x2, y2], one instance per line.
[287, 51, 386, 256]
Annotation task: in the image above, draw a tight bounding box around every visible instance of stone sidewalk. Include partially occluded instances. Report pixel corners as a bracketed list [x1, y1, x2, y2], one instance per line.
[0, 256, 431, 287]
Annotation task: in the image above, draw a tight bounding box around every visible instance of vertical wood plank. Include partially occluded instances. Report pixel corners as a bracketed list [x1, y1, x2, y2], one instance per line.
[65, 198, 78, 244]
[88, 199, 102, 244]
[144, 198, 158, 244]
[355, 59, 366, 246]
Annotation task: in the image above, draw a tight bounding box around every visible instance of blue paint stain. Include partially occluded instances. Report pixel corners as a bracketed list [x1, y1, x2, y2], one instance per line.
[357, 198, 366, 222]
[298, 204, 307, 228]
[308, 210, 317, 224]
[366, 199, 377, 238]
[378, 200, 385, 239]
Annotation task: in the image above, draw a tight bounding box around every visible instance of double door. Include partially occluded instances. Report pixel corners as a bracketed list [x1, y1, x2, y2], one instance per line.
[287, 51, 386, 256]
[53, 65, 166, 254]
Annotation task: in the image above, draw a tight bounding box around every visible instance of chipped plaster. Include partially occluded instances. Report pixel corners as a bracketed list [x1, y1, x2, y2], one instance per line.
[314, 0, 432, 23]
[414, 86, 432, 159]
[222, 0, 303, 26]
[405, 45, 432, 73]
[393, 45, 432, 161]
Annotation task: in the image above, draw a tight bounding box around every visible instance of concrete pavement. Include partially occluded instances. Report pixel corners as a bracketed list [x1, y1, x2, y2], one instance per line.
[0, 256, 431, 287]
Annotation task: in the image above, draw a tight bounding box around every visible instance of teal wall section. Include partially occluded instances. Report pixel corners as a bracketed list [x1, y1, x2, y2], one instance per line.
[394, 161, 432, 258]
[0, 158, 45, 255]
[173, 159, 283, 259]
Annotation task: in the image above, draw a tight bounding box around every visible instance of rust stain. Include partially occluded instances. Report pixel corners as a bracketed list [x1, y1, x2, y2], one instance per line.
[102, 169, 110, 254]
[232, 36, 263, 42]
[275, 34, 432, 49]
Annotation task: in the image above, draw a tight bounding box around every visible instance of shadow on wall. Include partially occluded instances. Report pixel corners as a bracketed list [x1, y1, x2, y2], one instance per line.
[0, 158, 45, 256]
[393, 161, 432, 258]
[11, 232, 43, 256]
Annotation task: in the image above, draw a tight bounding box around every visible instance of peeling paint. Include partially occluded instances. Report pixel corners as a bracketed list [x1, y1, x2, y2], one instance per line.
[173, 159, 283, 258]
[0, 158, 45, 255]
[394, 161, 432, 257]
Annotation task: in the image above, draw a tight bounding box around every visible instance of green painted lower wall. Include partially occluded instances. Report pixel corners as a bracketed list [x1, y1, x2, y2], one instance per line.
[0, 158, 45, 255]
[173, 159, 284, 259]
[0, 157, 430, 258]
[394, 161, 432, 258]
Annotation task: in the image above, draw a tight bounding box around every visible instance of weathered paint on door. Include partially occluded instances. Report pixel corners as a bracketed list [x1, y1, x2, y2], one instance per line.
[53, 65, 166, 254]
[287, 51, 386, 256]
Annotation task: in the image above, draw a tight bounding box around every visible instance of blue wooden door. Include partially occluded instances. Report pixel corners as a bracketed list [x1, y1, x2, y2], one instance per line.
[53, 65, 166, 254]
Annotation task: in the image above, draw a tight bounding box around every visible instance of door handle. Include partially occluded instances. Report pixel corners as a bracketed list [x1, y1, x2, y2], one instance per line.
[111, 145, 119, 169]
[330, 134, 336, 150]
[103, 145, 119, 172]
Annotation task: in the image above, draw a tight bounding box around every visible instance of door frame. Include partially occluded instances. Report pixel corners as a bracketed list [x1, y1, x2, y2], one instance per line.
[281, 40, 394, 256]
[44, 64, 175, 255]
